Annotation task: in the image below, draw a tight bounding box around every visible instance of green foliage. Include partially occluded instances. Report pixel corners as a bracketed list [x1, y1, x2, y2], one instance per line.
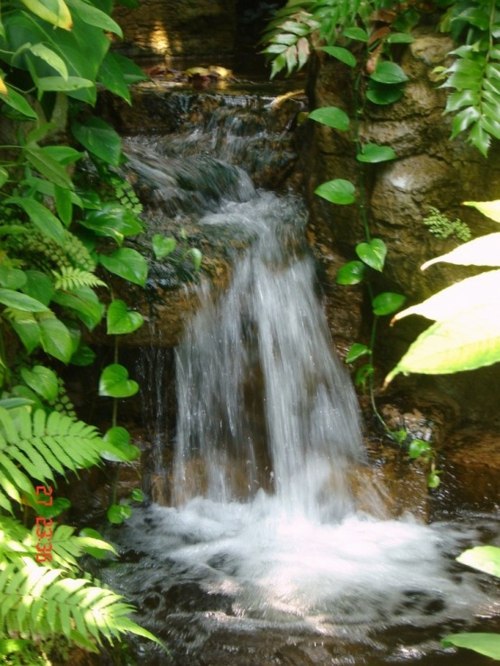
[423, 206, 472, 241]
[442, 545, 500, 660]
[263, 0, 499, 155]
[386, 200, 500, 383]
[0, 0, 163, 661]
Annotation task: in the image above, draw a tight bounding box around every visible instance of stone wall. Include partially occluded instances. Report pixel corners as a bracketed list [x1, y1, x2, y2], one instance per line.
[303, 29, 500, 420]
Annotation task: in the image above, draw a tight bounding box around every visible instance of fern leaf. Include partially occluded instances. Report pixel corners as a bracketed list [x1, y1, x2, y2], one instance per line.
[53, 266, 106, 291]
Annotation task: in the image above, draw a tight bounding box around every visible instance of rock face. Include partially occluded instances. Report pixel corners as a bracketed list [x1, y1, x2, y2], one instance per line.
[304, 29, 500, 419]
[113, 0, 237, 61]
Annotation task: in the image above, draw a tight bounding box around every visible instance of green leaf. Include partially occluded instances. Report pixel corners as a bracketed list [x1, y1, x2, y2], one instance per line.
[408, 439, 431, 459]
[28, 42, 68, 79]
[355, 362, 374, 389]
[97, 51, 131, 104]
[320, 45, 356, 67]
[99, 248, 148, 286]
[372, 292, 406, 316]
[72, 117, 122, 166]
[107, 503, 132, 524]
[130, 488, 144, 502]
[80, 204, 143, 243]
[386, 32, 414, 44]
[463, 199, 500, 223]
[99, 364, 139, 398]
[0, 267, 26, 290]
[0, 166, 8, 188]
[346, 343, 371, 363]
[385, 303, 500, 383]
[308, 106, 350, 131]
[66, 0, 122, 36]
[0, 289, 49, 312]
[54, 185, 72, 226]
[7, 311, 40, 352]
[24, 145, 73, 189]
[52, 286, 104, 330]
[2, 85, 37, 119]
[20, 365, 58, 401]
[78, 527, 117, 559]
[457, 545, 500, 578]
[22, 270, 54, 306]
[70, 342, 96, 366]
[342, 27, 368, 42]
[393, 270, 500, 324]
[442, 633, 500, 660]
[7, 197, 65, 244]
[427, 469, 441, 489]
[370, 61, 409, 85]
[187, 248, 202, 271]
[102, 426, 140, 462]
[422, 233, 500, 269]
[19, 0, 72, 30]
[336, 260, 365, 285]
[356, 143, 396, 163]
[356, 238, 387, 271]
[315, 179, 356, 205]
[38, 314, 73, 363]
[107, 299, 144, 335]
[37, 75, 94, 94]
[152, 235, 176, 259]
[366, 81, 405, 105]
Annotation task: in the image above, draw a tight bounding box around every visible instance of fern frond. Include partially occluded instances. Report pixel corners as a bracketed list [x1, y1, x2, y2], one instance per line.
[0, 559, 162, 651]
[52, 266, 106, 291]
[0, 407, 106, 501]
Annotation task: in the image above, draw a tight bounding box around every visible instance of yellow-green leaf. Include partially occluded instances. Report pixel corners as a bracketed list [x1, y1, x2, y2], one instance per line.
[422, 233, 500, 270]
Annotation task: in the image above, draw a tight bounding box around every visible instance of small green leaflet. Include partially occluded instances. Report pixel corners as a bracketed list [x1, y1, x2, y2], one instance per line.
[356, 143, 396, 163]
[370, 61, 409, 85]
[320, 46, 356, 67]
[102, 426, 140, 462]
[308, 106, 350, 131]
[99, 248, 148, 287]
[356, 238, 387, 271]
[315, 179, 355, 205]
[372, 292, 405, 316]
[336, 261, 365, 285]
[152, 235, 176, 260]
[99, 364, 139, 398]
[106, 299, 144, 335]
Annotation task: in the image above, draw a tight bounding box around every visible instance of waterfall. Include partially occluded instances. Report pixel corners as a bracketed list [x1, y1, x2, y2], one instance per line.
[173, 190, 364, 520]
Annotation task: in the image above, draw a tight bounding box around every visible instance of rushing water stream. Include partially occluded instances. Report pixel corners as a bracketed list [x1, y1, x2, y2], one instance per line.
[102, 89, 500, 665]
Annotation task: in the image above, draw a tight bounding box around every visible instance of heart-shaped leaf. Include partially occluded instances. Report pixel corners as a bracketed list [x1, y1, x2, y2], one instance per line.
[20, 365, 58, 401]
[107, 299, 144, 335]
[152, 234, 176, 260]
[346, 343, 371, 363]
[356, 239, 387, 271]
[99, 248, 148, 286]
[102, 426, 140, 461]
[372, 292, 406, 316]
[308, 106, 350, 131]
[107, 503, 132, 524]
[315, 179, 356, 205]
[356, 143, 396, 163]
[320, 46, 356, 67]
[370, 61, 409, 85]
[336, 260, 365, 285]
[99, 363, 139, 398]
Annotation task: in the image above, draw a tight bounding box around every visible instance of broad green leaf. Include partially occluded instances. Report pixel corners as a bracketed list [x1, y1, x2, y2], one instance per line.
[315, 179, 355, 205]
[393, 270, 500, 323]
[107, 503, 132, 524]
[0, 289, 49, 312]
[52, 286, 104, 330]
[22, 270, 54, 306]
[99, 248, 148, 286]
[370, 61, 409, 85]
[38, 314, 73, 363]
[408, 439, 431, 459]
[131, 488, 145, 502]
[40, 145, 83, 165]
[37, 75, 94, 94]
[80, 204, 143, 243]
[24, 145, 73, 189]
[442, 633, 500, 660]
[386, 32, 414, 44]
[0, 267, 26, 290]
[366, 81, 404, 105]
[308, 106, 350, 131]
[463, 199, 500, 223]
[28, 42, 68, 79]
[20, 365, 58, 401]
[336, 261, 365, 285]
[372, 292, 406, 316]
[102, 426, 140, 462]
[66, 0, 122, 36]
[427, 470, 441, 489]
[356, 238, 387, 271]
[346, 343, 371, 363]
[356, 143, 396, 163]
[78, 527, 117, 559]
[320, 45, 356, 67]
[54, 185, 72, 226]
[97, 51, 131, 103]
[99, 363, 139, 398]
[19, 0, 72, 30]
[72, 117, 122, 166]
[342, 27, 368, 42]
[70, 342, 96, 366]
[152, 235, 176, 259]
[106, 299, 144, 335]
[355, 362, 374, 389]
[422, 233, 500, 269]
[7, 311, 41, 352]
[457, 545, 500, 578]
[0, 166, 8, 188]
[6, 196, 65, 244]
[385, 303, 500, 384]
[109, 52, 147, 85]
[2, 85, 37, 119]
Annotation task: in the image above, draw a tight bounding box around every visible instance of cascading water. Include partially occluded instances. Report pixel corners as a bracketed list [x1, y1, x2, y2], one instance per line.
[102, 90, 500, 665]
